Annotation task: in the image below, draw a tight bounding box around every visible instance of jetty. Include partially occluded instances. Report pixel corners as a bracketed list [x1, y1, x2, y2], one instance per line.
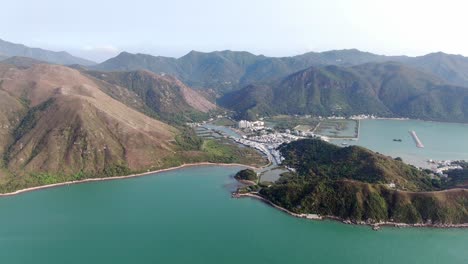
[409, 130, 424, 148]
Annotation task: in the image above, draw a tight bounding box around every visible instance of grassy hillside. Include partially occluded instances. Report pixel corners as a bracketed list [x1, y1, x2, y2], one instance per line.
[94, 48, 468, 92]
[259, 139, 468, 224]
[85, 70, 217, 124]
[220, 62, 468, 122]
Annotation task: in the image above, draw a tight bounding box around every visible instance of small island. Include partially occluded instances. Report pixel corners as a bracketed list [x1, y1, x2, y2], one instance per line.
[234, 169, 258, 182]
[234, 139, 468, 228]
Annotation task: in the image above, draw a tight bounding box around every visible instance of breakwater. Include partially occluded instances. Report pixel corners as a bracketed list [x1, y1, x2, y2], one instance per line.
[409, 130, 424, 148]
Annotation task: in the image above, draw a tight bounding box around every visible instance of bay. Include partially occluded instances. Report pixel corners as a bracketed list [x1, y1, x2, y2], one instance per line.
[0, 166, 467, 264]
[332, 119, 468, 167]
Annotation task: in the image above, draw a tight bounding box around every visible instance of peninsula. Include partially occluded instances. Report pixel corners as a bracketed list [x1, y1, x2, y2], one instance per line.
[236, 139, 468, 227]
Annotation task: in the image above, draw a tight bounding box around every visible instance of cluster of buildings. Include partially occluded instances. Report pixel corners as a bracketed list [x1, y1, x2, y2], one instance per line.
[427, 160, 464, 175]
[237, 120, 265, 130]
[349, 114, 378, 120]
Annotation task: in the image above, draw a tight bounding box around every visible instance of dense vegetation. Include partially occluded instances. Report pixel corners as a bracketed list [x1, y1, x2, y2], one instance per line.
[234, 169, 258, 182]
[259, 139, 468, 224]
[445, 161, 468, 188]
[220, 62, 468, 122]
[85, 70, 216, 125]
[94, 49, 468, 92]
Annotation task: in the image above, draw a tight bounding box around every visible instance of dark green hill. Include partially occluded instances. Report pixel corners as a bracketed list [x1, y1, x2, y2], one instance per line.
[278, 139, 434, 191]
[259, 139, 468, 224]
[94, 48, 468, 92]
[93, 49, 407, 92]
[220, 62, 468, 122]
[407, 52, 468, 87]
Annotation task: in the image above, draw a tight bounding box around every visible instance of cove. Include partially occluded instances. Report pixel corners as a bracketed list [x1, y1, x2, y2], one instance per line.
[0, 166, 467, 264]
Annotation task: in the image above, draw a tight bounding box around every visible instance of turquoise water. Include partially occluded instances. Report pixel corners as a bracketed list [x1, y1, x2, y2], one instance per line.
[332, 119, 468, 167]
[1, 166, 468, 264]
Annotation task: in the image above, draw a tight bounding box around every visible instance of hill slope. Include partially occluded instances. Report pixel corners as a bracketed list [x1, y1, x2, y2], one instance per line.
[0, 64, 176, 179]
[259, 139, 468, 225]
[94, 49, 468, 91]
[0, 63, 263, 192]
[220, 62, 468, 122]
[84, 70, 217, 123]
[94, 49, 406, 91]
[0, 39, 95, 66]
[407, 52, 468, 87]
[1, 56, 48, 68]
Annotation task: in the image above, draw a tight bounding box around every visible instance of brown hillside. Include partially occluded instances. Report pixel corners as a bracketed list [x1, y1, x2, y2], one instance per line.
[0, 64, 177, 176]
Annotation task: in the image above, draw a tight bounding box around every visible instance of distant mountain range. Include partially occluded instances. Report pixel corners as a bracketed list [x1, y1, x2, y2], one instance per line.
[219, 62, 468, 122]
[0, 39, 95, 65]
[93, 49, 468, 91]
[2, 38, 468, 123]
[3, 37, 468, 93]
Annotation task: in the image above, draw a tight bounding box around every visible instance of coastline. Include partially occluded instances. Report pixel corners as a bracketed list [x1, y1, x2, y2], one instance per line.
[238, 193, 468, 229]
[0, 162, 255, 197]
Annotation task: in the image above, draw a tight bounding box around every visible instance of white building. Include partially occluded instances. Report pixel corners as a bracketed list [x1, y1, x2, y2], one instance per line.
[238, 120, 265, 129]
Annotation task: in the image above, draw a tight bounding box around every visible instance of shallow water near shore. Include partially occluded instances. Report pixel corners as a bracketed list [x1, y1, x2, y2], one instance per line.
[0, 166, 467, 264]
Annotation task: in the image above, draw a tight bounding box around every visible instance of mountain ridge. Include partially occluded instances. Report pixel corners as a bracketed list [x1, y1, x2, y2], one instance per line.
[93, 49, 468, 91]
[219, 61, 468, 122]
[0, 39, 96, 66]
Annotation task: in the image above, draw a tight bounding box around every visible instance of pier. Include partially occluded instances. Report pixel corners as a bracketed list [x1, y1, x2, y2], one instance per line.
[409, 130, 424, 148]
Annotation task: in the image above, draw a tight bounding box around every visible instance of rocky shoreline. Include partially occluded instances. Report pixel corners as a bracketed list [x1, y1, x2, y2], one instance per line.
[237, 193, 468, 230]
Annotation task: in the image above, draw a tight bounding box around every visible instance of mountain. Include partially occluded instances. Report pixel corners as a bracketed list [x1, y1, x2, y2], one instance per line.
[95, 49, 468, 92]
[93, 50, 262, 91]
[406, 52, 468, 87]
[220, 62, 468, 122]
[1, 56, 47, 68]
[0, 39, 95, 66]
[84, 70, 217, 123]
[0, 62, 263, 192]
[94, 49, 405, 92]
[94, 51, 181, 75]
[0, 64, 176, 180]
[259, 139, 468, 225]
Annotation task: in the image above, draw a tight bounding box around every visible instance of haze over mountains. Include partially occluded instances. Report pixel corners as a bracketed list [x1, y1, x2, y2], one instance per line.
[0, 39, 95, 66]
[93, 49, 468, 91]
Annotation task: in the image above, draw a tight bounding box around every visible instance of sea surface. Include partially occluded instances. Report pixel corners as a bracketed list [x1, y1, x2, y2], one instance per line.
[332, 119, 468, 167]
[1, 166, 467, 264]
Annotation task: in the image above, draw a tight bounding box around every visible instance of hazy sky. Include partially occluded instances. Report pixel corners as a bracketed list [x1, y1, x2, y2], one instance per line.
[2, 0, 467, 62]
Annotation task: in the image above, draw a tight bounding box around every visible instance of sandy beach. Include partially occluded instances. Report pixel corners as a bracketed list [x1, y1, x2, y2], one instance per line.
[0, 162, 255, 197]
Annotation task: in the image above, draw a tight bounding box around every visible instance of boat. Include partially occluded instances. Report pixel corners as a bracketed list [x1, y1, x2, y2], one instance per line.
[393, 139, 402, 142]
